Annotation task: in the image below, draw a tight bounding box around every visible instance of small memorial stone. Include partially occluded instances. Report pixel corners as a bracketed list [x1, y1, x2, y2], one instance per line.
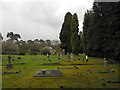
[42, 69, 46, 74]
[8, 55, 11, 63]
[70, 53, 73, 59]
[59, 85, 64, 88]
[103, 59, 108, 67]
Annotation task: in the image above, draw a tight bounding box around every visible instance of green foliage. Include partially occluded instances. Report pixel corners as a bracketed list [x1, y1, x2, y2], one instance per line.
[2, 41, 19, 55]
[7, 32, 21, 41]
[83, 2, 120, 60]
[40, 48, 50, 55]
[71, 13, 80, 55]
[39, 39, 45, 44]
[79, 31, 84, 53]
[45, 39, 51, 46]
[59, 12, 72, 53]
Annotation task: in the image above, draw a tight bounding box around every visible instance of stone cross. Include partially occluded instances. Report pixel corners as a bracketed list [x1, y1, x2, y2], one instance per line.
[7, 54, 13, 68]
[8, 55, 11, 64]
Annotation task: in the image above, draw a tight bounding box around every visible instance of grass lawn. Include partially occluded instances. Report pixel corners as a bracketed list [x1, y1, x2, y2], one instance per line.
[1, 54, 120, 88]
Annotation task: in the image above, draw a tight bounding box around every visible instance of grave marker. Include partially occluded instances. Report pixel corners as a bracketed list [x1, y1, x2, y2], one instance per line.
[103, 58, 108, 67]
[70, 53, 73, 59]
[6, 55, 13, 69]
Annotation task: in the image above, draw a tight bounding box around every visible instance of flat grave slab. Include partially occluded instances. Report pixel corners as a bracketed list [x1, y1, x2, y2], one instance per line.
[58, 66, 79, 69]
[34, 69, 64, 77]
[40, 63, 62, 65]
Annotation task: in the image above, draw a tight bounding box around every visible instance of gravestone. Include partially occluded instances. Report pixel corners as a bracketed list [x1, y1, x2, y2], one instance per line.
[70, 53, 73, 59]
[47, 54, 49, 58]
[60, 53, 62, 58]
[103, 59, 108, 67]
[34, 69, 64, 77]
[6, 55, 13, 69]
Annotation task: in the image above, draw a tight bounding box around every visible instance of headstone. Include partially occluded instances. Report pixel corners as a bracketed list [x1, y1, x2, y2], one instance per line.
[34, 69, 64, 77]
[6, 55, 13, 69]
[42, 69, 46, 74]
[103, 59, 108, 67]
[47, 54, 49, 58]
[60, 53, 62, 58]
[70, 53, 73, 59]
[59, 85, 64, 88]
[85, 55, 88, 63]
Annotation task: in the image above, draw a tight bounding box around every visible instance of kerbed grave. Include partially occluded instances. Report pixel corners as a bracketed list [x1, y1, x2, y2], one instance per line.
[34, 69, 64, 77]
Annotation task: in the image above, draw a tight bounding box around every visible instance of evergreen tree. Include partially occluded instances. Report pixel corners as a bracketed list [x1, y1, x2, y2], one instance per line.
[71, 13, 80, 55]
[83, 2, 120, 60]
[79, 31, 84, 53]
[83, 10, 95, 56]
[59, 12, 72, 54]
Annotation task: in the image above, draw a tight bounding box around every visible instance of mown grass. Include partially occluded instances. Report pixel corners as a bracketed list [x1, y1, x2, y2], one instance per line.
[1, 54, 120, 88]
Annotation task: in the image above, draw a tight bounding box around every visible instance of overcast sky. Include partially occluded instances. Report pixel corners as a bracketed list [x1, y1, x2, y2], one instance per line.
[0, 0, 94, 41]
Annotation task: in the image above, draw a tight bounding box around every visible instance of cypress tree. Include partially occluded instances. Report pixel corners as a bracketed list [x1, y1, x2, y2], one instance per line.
[59, 12, 72, 54]
[71, 13, 80, 55]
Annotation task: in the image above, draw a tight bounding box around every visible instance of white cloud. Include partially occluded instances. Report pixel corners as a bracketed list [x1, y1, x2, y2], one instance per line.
[1, 0, 94, 40]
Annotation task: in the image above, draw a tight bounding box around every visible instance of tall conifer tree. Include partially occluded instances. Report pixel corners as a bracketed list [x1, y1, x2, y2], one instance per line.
[71, 13, 80, 55]
[59, 12, 72, 54]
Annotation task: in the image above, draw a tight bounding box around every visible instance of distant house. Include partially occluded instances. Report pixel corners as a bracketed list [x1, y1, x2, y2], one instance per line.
[44, 46, 56, 55]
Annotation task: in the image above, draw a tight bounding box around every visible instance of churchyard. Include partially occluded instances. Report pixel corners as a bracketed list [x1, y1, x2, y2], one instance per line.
[1, 54, 119, 88]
